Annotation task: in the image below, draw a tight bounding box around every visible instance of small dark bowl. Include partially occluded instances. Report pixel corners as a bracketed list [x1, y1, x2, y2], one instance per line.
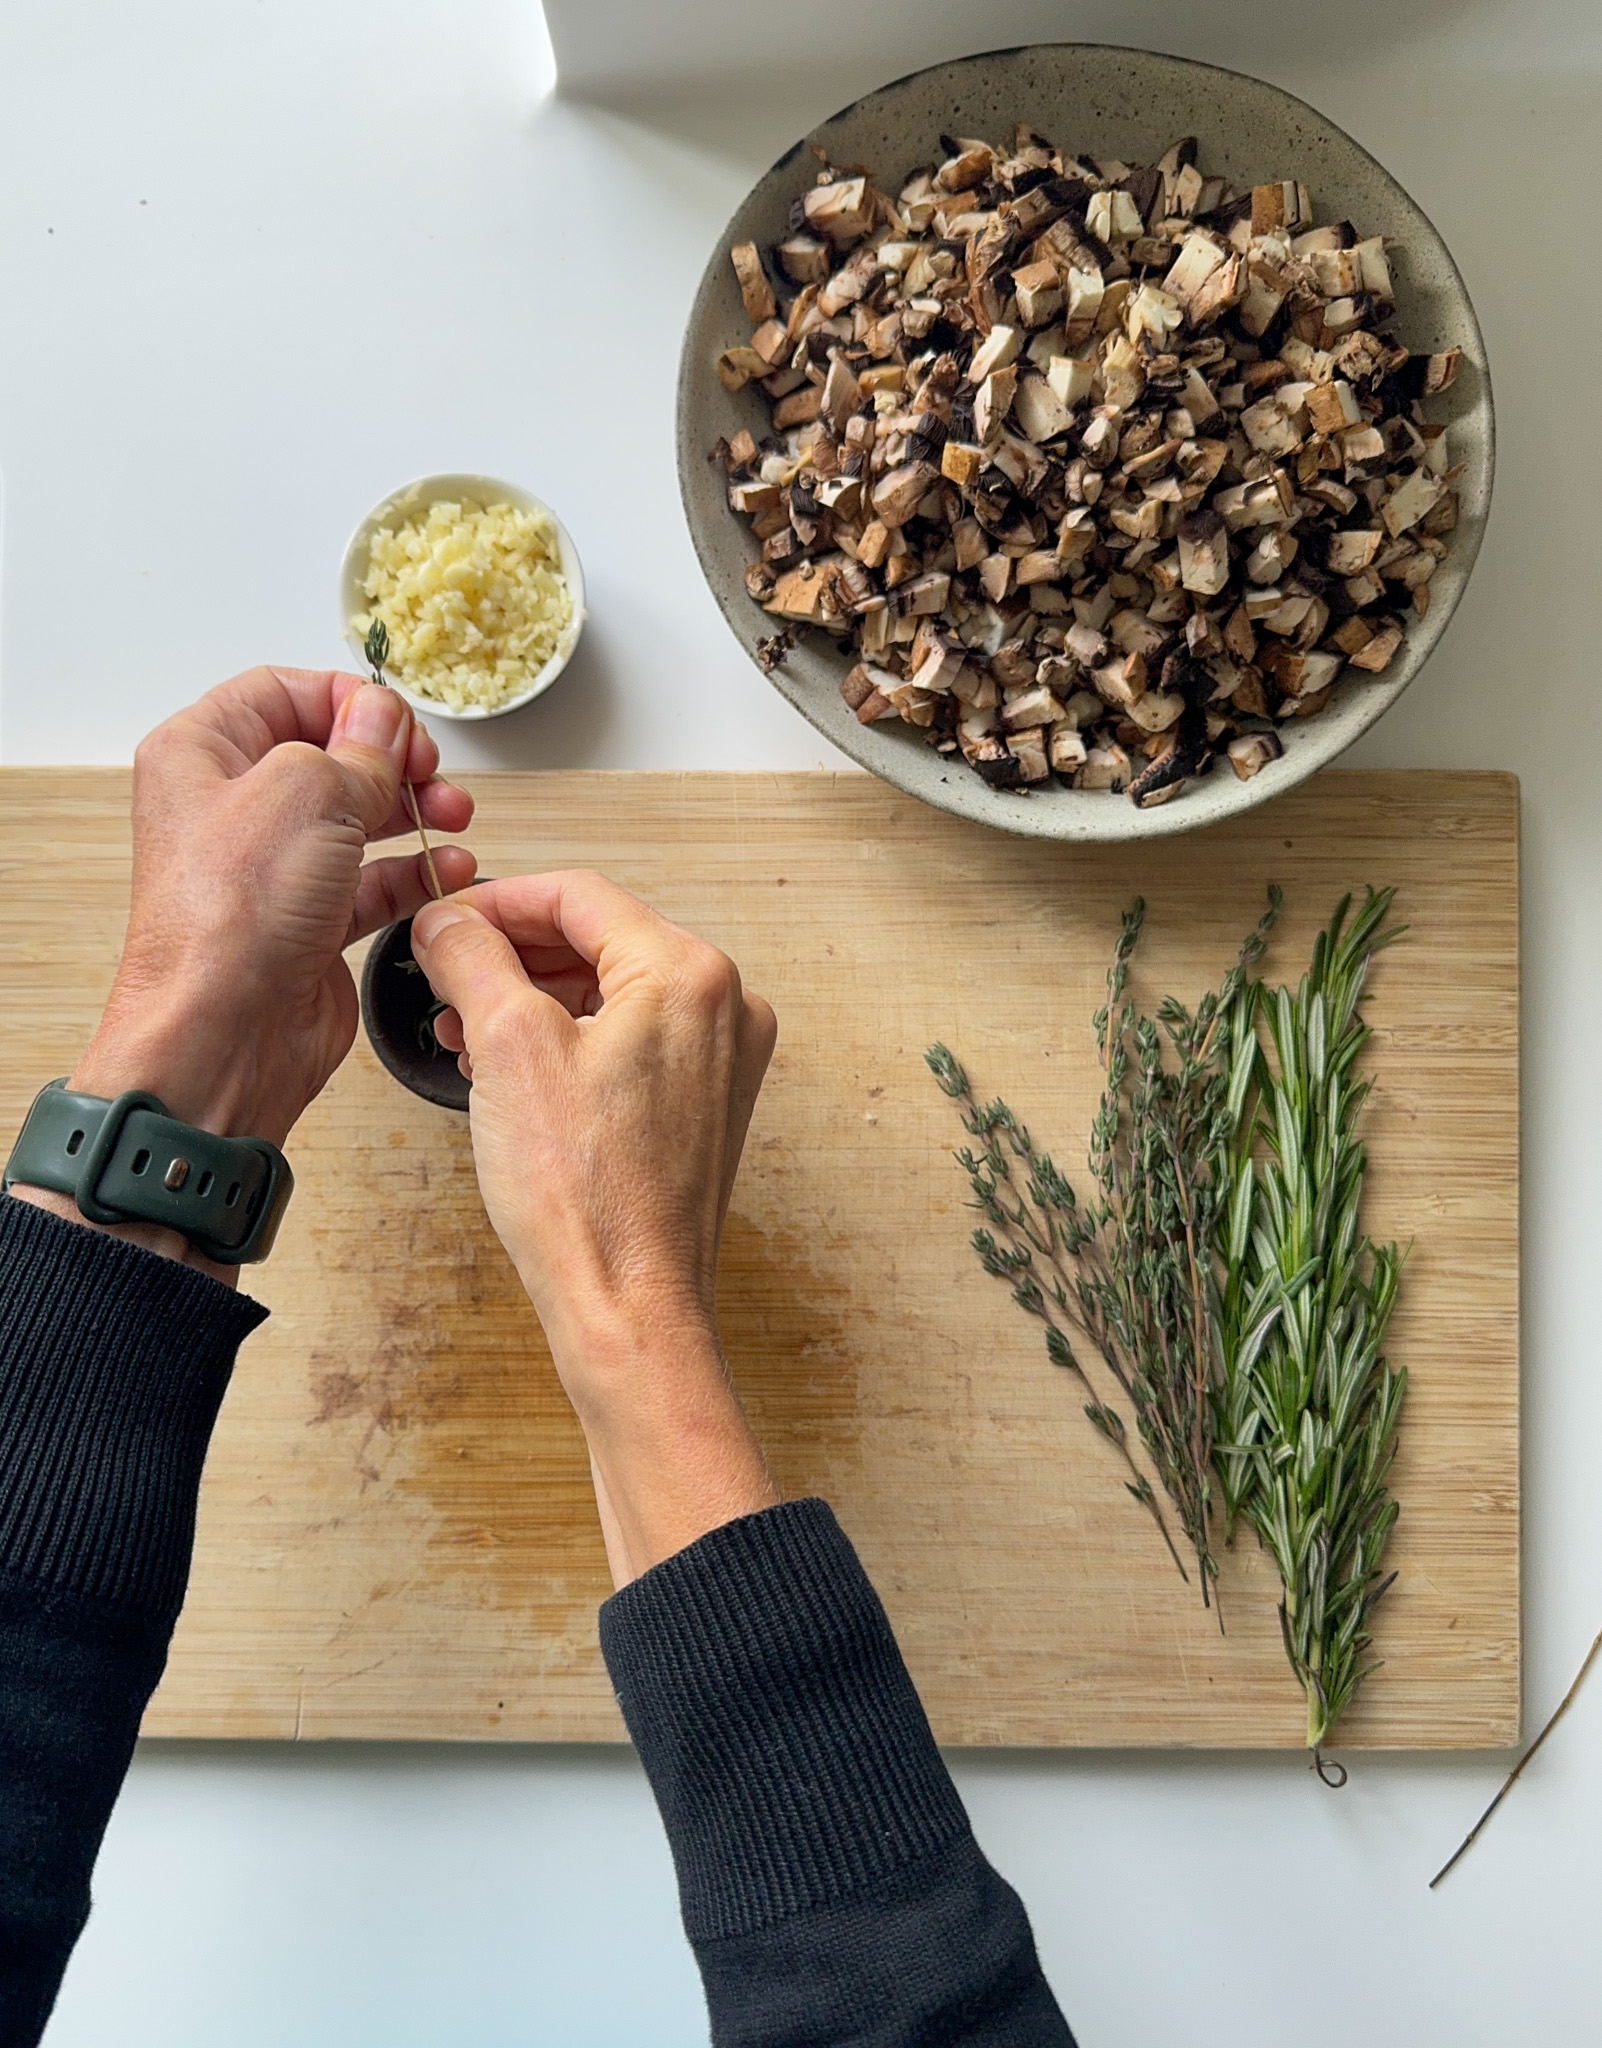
[360, 914, 470, 1111]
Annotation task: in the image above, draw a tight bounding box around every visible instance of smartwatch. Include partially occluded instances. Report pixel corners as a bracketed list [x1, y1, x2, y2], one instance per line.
[3, 1080, 293, 1265]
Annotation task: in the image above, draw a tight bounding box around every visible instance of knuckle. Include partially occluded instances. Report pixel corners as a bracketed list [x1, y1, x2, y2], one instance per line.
[474, 994, 539, 1068]
[681, 942, 740, 1009]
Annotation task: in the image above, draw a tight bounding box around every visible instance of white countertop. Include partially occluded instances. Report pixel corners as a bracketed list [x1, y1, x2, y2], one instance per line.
[4, 2, 1600, 2041]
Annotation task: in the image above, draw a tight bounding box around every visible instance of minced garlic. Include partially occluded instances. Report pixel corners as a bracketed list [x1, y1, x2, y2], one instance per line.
[355, 496, 576, 712]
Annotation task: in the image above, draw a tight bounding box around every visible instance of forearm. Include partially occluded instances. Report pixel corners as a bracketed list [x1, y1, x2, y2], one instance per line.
[0, 1196, 264, 2041]
[599, 1499, 1075, 2048]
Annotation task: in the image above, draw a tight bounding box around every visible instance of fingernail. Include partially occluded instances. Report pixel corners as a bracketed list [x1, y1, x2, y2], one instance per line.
[412, 902, 469, 949]
[342, 683, 406, 755]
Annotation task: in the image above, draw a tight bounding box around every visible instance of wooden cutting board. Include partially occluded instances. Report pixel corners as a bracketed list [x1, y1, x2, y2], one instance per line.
[0, 769, 1518, 1747]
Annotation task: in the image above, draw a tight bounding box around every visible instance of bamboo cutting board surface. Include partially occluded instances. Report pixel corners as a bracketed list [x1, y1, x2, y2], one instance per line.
[0, 769, 1518, 1747]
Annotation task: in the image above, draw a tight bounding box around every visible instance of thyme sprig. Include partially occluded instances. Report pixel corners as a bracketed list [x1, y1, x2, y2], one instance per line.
[1082, 892, 1280, 1608]
[364, 620, 446, 904]
[928, 890, 1278, 1611]
[926, 1045, 1188, 1582]
[1222, 889, 1408, 1757]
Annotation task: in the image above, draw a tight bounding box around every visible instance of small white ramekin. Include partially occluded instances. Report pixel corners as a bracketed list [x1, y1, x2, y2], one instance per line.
[339, 472, 586, 721]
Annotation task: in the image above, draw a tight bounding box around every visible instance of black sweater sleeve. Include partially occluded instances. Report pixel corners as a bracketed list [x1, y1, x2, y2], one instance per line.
[600, 1499, 1075, 2047]
[0, 1194, 1072, 2046]
[0, 1197, 265, 2045]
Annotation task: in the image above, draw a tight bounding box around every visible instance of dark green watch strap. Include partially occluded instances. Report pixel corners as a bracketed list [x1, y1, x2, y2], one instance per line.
[2, 1080, 293, 1264]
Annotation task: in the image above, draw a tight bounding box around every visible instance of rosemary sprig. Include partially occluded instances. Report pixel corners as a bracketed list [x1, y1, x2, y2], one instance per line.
[1221, 889, 1408, 1757]
[364, 619, 446, 903]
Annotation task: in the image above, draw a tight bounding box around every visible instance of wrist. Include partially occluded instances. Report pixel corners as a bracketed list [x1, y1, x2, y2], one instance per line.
[71, 995, 298, 1148]
[551, 1313, 780, 1582]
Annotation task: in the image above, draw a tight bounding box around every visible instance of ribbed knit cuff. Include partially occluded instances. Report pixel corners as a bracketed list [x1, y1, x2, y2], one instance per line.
[0, 1196, 267, 1627]
[599, 1498, 970, 1944]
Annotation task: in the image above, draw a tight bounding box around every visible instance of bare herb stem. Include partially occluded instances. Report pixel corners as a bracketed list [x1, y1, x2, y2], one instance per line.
[364, 619, 446, 903]
[1429, 1620, 1602, 1888]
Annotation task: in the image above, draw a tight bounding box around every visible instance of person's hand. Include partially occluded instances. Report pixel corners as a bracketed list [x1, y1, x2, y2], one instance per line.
[409, 874, 780, 1584]
[9, 666, 475, 1273]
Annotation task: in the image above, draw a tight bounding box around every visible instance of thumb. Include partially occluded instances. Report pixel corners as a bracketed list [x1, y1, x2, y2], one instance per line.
[411, 898, 569, 1051]
[326, 683, 412, 833]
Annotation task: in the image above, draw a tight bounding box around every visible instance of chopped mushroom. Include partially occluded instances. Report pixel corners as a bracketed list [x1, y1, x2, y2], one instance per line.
[1228, 730, 1284, 779]
[713, 130, 1466, 805]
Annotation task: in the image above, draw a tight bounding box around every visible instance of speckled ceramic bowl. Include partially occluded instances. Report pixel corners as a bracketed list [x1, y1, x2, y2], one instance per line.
[677, 46, 1493, 842]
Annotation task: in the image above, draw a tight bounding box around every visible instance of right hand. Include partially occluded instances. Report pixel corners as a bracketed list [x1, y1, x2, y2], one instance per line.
[409, 874, 780, 1585]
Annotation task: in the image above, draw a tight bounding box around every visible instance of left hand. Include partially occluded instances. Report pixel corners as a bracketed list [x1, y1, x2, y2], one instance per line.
[9, 666, 476, 1272]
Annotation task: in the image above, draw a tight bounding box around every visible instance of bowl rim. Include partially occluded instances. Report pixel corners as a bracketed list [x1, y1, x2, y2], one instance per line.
[675, 41, 1495, 842]
[339, 470, 587, 722]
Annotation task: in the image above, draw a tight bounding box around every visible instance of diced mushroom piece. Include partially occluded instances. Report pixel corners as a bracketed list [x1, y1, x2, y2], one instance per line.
[1079, 189, 1133, 245]
[1348, 235, 1392, 299]
[1236, 258, 1288, 338]
[1108, 607, 1169, 657]
[989, 639, 1038, 688]
[1126, 284, 1184, 345]
[840, 663, 902, 722]
[802, 177, 874, 246]
[952, 517, 988, 570]
[715, 346, 770, 392]
[902, 571, 952, 616]
[1065, 620, 1108, 668]
[1383, 468, 1446, 536]
[935, 141, 994, 192]
[1012, 259, 1064, 328]
[819, 354, 859, 431]
[1093, 651, 1148, 709]
[1250, 181, 1311, 234]
[1013, 373, 1077, 443]
[1346, 617, 1406, 671]
[749, 319, 791, 366]
[776, 235, 830, 284]
[1049, 722, 1088, 772]
[1422, 348, 1462, 395]
[1100, 335, 1147, 411]
[1241, 395, 1303, 458]
[909, 634, 967, 693]
[1178, 510, 1230, 596]
[1014, 550, 1063, 588]
[1342, 424, 1386, 474]
[1002, 684, 1068, 730]
[941, 441, 983, 486]
[1245, 531, 1298, 583]
[973, 367, 1018, 442]
[871, 461, 940, 527]
[970, 324, 1023, 382]
[1325, 528, 1383, 575]
[1006, 725, 1052, 782]
[728, 479, 782, 518]
[1047, 352, 1096, 409]
[1304, 380, 1362, 434]
[1064, 265, 1105, 330]
[1079, 410, 1121, 468]
[1163, 230, 1227, 309]
[1228, 730, 1284, 780]
[1260, 646, 1343, 696]
[1127, 689, 1185, 734]
[1185, 253, 1244, 328]
[730, 242, 776, 323]
[1077, 742, 1134, 790]
[772, 384, 823, 429]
